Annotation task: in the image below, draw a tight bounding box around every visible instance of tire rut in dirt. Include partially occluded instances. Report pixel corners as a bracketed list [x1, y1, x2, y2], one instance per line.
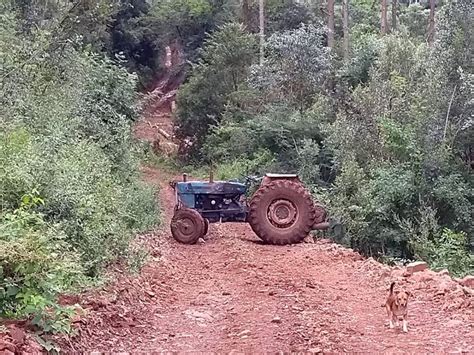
[171, 208, 205, 244]
[248, 180, 315, 245]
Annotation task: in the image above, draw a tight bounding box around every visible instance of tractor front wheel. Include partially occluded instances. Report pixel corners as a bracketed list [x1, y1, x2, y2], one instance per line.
[248, 180, 315, 245]
[171, 208, 205, 244]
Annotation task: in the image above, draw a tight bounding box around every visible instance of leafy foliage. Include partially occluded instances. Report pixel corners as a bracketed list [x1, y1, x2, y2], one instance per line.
[250, 24, 330, 111]
[428, 229, 473, 277]
[0, 8, 157, 330]
[0, 193, 83, 332]
[175, 23, 258, 159]
[179, 0, 473, 276]
[320, 1, 474, 267]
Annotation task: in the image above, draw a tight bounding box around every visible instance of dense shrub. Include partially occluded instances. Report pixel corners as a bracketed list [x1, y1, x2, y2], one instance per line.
[175, 23, 258, 159]
[320, 4, 473, 272]
[0, 10, 157, 327]
[179, 1, 473, 276]
[0, 196, 83, 333]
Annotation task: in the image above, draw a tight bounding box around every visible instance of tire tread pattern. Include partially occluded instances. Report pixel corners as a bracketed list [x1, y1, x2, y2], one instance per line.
[248, 180, 315, 245]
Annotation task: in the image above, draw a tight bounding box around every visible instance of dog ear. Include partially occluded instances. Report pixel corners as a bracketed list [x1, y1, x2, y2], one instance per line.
[406, 291, 411, 297]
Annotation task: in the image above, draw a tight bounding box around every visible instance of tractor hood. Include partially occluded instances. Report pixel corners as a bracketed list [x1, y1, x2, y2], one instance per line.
[176, 181, 247, 195]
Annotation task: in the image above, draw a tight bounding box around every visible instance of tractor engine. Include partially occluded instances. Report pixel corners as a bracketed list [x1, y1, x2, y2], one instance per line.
[175, 180, 248, 223]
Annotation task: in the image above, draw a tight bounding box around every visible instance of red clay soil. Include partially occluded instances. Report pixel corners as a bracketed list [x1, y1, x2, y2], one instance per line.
[45, 166, 472, 354]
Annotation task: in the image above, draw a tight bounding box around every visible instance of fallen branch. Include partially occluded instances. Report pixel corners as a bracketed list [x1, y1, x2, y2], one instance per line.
[158, 128, 172, 140]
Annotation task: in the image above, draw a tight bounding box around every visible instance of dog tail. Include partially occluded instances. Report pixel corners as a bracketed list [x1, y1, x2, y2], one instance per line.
[389, 281, 395, 295]
[381, 282, 396, 307]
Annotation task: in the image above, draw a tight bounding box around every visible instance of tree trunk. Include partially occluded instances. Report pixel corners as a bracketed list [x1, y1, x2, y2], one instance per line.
[427, 0, 436, 44]
[381, 0, 388, 34]
[392, 0, 397, 31]
[259, 0, 264, 65]
[328, 0, 335, 48]
[241, 0, 252, 32]
[342, 0, 350, 62]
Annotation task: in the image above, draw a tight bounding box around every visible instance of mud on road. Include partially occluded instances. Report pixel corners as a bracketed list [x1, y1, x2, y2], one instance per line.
[53, 166, 473, 354]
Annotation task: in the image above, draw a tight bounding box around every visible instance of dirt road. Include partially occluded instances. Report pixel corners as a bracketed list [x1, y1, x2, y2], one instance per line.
[54, 164, 473, 353]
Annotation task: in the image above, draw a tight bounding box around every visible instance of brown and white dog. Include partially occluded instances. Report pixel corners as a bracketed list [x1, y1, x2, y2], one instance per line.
[385, 281, 410, 332]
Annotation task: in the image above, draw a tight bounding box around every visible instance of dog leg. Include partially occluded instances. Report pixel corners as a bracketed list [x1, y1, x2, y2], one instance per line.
[386, 305, 394, 328]
[389, 313, 395, 329]
[402, 315, 408, 333]
[392, 315, 399, 328]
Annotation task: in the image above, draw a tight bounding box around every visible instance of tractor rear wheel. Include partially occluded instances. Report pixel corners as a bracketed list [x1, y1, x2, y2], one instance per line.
[248, 180, 315, 245]
[171, 208, 205, 244]
[203, 218, 209, 235]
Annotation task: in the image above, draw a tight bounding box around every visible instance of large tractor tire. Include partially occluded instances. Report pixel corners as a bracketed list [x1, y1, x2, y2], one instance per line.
[248, 180, 315, 245]
[171, 208, 205, 244]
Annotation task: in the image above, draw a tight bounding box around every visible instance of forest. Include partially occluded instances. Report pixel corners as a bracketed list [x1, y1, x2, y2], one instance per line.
[1, 0, 473, 339]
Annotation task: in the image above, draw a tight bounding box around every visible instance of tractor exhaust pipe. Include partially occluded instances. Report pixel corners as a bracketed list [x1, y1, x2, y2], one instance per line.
[209, 164, 214, 183]
[183, 173, 187, 182]
[313, 221, 330, 230]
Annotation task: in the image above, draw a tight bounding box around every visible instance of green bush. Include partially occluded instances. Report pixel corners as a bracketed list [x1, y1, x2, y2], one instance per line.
[429, 229, 473, 277]
[0, 10, 158, 331]
[0, 194, 83, 332]
[175, 23, 258, 159]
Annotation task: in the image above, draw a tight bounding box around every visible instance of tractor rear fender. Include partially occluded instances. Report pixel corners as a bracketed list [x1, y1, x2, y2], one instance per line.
[261, 173, 302, 186]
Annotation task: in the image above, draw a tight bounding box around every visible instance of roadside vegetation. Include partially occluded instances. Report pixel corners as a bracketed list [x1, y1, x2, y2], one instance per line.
[1, 1, 157, 334]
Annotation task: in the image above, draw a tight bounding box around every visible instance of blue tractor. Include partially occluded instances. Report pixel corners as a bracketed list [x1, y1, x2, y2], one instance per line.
[170, 172, 329, 245]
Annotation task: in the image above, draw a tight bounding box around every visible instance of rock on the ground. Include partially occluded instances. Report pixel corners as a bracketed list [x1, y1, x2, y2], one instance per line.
[437, 269, 450, 276]
[237, 329, 251, 338]
[446, 319, 464, 328]
[410, 270, 436, 283]
[406, 261, 428, 274]
[0, 340, 16, 353]
[391, 267, 405, 279]
[434, 279, 456, 296]
[183, 309, 213, 322]
[8, 326, 25, 344]
[24, 338, 46, 354]
[458, 275, 474, 288]
[462, 286, 474, 296]
[303, 235, 315, 244]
